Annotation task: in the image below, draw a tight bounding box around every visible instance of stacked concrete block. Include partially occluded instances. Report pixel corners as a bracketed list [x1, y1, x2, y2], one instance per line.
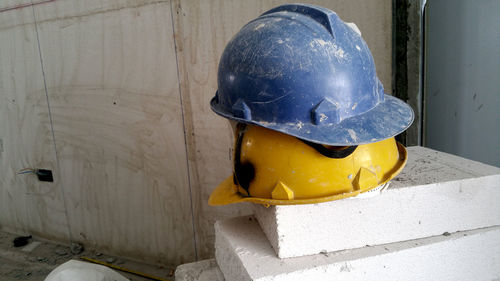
[215, 217, 500, 281]
[253, 146, 500, 258]
[176, 147, 500, 281]
[175, 259, 224, 281]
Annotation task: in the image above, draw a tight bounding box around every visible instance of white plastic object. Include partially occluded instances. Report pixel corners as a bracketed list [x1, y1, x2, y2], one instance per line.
[44, 260, 129, 281]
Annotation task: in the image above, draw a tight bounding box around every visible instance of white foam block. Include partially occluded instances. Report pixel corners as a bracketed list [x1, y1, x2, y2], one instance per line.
[175, 259, 225, 281]
[215, 216, 500, 281]
[253, 146, 500, 258]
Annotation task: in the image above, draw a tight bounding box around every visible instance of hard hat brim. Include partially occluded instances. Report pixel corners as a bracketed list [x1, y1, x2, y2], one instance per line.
[209, 142, 408, 206]
[211, 94, 414, 146]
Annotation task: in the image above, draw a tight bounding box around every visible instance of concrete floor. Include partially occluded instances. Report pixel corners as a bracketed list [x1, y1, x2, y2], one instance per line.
[0, 231, 175, 281]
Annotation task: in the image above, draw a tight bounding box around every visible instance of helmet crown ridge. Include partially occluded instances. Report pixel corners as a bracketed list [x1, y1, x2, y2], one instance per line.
[261, 4, 337, 37]
[211, 4, 414, 146]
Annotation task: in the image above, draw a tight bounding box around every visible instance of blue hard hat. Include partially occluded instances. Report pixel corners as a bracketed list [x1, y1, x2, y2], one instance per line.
[211, 4, 414, 145]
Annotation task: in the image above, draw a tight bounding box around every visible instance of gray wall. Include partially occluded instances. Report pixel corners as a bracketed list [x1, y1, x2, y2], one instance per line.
[0, 0, 393, 266]
[425, 0, 500, 167]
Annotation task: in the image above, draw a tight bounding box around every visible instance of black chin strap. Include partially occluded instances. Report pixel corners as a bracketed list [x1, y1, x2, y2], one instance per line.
[233, 124, 254, 196]
[300, 139, 357, 158]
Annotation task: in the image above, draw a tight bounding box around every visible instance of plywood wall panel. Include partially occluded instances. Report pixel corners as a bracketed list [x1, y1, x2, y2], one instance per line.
[0, 6, 69, 240]
[0, 1, 35, 10]
[171, 0, 392, 259]
[0, 0, 392, 265]
[33, 0, 195, 265]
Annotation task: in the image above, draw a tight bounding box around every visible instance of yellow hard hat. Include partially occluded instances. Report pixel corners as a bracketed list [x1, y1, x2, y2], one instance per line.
[209, 124, 407, 206]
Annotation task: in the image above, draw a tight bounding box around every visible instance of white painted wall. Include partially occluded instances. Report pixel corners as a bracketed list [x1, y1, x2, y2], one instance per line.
[425, 0, 500, 167]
